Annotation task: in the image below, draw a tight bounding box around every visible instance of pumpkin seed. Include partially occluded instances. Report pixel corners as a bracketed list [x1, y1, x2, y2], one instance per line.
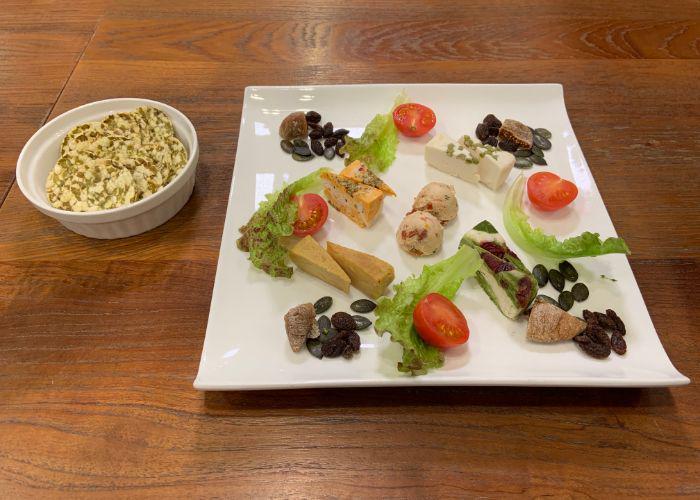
[293, 145, 312, 156]
[531, 145, 544, 158]
[292, 152, 313, 162]
[280, 140, 294, 154]
[323, 147, 335, 160]
[515, 157, 533, 169]
[514, 149, 532, 157]
[292, 138, 307, 148]
[535, 128, 552, 139]
[571, 283, 589, 302]
[533, 134, 552, 150]
[350, 299, 376, 313]
[352, 315, 372, 330]
[558, 291, 574, 311]
[317, 314, 331, 334]
[314, 296, 333, 314]
[536, 294, 560, 307]
[306, 338, 324, 359]
[549, 269, 565, 292]
[530, 155, 547, 166]
[558, 261, 579, 282]
[532, 264, 549, 287]
[318, 327, 339, 344]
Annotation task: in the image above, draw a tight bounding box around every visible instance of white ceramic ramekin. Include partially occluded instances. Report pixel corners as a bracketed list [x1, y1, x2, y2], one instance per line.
[16, 98, 199, 239]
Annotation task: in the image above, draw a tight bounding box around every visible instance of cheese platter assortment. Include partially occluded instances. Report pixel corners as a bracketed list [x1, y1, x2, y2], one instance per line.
[188, 84, 687, 389]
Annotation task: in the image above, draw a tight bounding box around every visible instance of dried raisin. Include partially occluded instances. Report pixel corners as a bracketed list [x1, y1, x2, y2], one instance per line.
[331, 312, 356, 331]
[611, 332, 627, 355]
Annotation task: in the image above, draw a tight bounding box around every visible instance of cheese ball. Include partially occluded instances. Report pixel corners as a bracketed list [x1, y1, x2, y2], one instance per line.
[411, 182, 458, 225]
[396, 210, 444, 256]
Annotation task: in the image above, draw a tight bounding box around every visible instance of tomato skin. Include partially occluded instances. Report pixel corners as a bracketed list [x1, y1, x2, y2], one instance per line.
[527, 172, 578, 212]
[413, 293, 469, 348]
[292, 194, 328, 236]
[393, 103, 437, 137]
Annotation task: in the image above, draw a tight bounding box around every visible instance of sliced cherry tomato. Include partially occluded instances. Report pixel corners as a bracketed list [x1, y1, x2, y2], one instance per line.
[527, 172, 578, 212]
[413, 293, 469, 348]
[292, 193, 328, 236]
[392, 103, 436, 137]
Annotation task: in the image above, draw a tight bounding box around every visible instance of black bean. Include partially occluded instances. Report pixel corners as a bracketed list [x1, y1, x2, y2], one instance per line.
[305, 111, 322, 124]
[350, 299, 377, 313]
[558, 291, 574, 311]
[558, 261, 578, 282]
[548, 269, 565, 291]
[532, 264, 549, 287]
[571, 283, 589, 302]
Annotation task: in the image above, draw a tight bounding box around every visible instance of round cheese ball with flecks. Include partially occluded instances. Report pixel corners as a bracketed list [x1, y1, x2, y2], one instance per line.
[396, 210, 444, 257]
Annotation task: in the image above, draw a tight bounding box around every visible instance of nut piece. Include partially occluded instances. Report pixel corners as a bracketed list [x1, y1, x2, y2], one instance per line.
[526, 301, 587, 343]
[279, 112, 308, 140]
[284, 303, 317, 352]
[498, 119, 533, 149]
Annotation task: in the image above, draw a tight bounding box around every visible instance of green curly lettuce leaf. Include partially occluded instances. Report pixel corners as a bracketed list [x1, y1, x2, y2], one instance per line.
[339, 92, 408, 172]
[237, 168, 329, 278]
[374, 245, 482, 376]
[503, 175, 630, 259]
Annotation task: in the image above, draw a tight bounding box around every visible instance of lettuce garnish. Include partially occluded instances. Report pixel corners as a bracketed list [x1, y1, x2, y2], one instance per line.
[503, 175, 630, 259]
[374, 245, 482, 375]
[340, 92, 408, 173]
[237, 168, 329, 278]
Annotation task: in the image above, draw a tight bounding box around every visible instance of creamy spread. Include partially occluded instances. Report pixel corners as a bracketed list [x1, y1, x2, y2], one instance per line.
[46, 106, 188, 212]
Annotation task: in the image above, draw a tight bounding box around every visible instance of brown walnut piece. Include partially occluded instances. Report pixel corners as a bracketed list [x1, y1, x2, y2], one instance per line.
[279, 112, 308, 140]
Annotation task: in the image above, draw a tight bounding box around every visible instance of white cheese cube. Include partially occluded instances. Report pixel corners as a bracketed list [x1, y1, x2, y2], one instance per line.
[424, 133, 480, 184]
[460, 135, 515, 191]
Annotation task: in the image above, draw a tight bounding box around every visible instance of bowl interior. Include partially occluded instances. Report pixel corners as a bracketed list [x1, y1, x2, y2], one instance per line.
[17, 98, 196, 212]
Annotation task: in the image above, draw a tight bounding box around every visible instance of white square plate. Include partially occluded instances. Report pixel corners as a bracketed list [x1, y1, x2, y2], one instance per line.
[194, 84, 688, 390]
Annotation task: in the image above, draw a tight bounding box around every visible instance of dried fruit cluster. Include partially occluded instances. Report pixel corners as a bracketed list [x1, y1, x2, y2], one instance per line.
[573, 309, 627, 358]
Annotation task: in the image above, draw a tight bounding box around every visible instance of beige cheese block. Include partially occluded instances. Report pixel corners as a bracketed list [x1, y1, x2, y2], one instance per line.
[326, 241, 395, 299]
[286, 236, 350, 292]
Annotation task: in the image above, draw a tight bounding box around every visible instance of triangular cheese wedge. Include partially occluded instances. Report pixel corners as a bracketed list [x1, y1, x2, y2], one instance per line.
[286, 236, 350, 292]
[340, 160, 396, 196]
[327, 241, 394, 299]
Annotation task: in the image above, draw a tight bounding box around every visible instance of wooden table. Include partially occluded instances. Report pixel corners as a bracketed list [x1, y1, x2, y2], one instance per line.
[1, 1, 699, 496]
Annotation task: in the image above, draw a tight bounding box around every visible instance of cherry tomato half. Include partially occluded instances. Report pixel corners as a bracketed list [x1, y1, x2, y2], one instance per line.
[527, 172, 578, 212]
[392, 103, 437, 137]
[292, 193, 328, 236]
[413, 293, 469, 348]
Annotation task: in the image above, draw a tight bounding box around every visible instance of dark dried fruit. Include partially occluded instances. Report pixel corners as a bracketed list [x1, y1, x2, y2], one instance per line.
[594, 312, 616, 330]
[308, 122, 323, 132]
[343, 331, 361, 359]
[587, 324, 611, 348]
[530, 155, 547, 166]
[558, 291, 574, 311]
[309, 129, 323, 140]
[530, 145, 544, 158]
[514, 149, 532, 157]
[576, 337, 611, 359]
[321, 335, 346, 358]
[571, 283, 589, 302]
[331, 312, 356, 331]
[498, 140, 518, 152]
[280, 140, 294, 154]
[350, 299, 376, 313]
[314, 296, 333, 314]
[532, 264, 549, 287]
[333, 128, 349, 138]
[483, 114, 502, 129]
[324, 137, 338, 148]
[317, 314, 331, 334]
[606, 309, 626, 335]
[305, 111, 322, 124]
[483, 136, 498, 147]
[515, 158, 533, 169]
[535, 128, 552, 139]
[476, 123, 489, 141]
[306, 338, 324, 359]
[558, 261, 578, 282]
[324, 147, 335, 160]
[352, 315, 372, 330]
[533, 134, 552, 150]
[573, 332, 591, 344]
[548, 269, 565, 291]
[310, 139, 324, 156]
[292, 152, 313, 162]
[583, 309, 597, 325]
[611, 332, 627, 355]
[323, 122, 334, 137]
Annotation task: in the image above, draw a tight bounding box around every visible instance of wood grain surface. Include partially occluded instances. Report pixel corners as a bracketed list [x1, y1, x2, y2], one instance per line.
[1, 1, 699, 497]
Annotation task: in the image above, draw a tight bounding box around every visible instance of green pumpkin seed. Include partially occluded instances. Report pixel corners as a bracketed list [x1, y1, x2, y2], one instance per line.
[571, 283, 589, 302]
[350, 299, 376, 313]
[533, 134, 552, 150]
[314, 296, 333, 314]
[306, 338, 324, 358]
[317, 314, 331, 334]
[531, 145, 544, 158]
[549, 269, 565, 292]
[558, 261, 579, 282]
[530, 155, 547, 166]
[292, 138, 307, 148]
[515, 158, 533, 169]
[536, 294, 560, 308]
[514, 149, 532, 157]
[280, 140, 294, 154]
[292, 152, 313, 162]
[558, 291, 574, 311]
[535, 128, 552, 139]
[352, 315, 372, 330]
[532, 264, 549, 287]
[318, 327, 339, 344]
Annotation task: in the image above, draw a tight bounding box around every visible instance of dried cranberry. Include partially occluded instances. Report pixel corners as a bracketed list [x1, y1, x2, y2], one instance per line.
[480, 241, 506, 258]
[481, 252, 511, 274]
[515, 277, 533, 307]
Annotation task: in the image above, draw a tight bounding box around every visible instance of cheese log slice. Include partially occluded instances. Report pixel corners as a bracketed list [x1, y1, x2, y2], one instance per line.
[286, 236, 350, 292]
[321, 172, 384, 228]
[459, 135, 515, 191]
[327, 241, 395, 299]
[340, 160, 396, 196]
[424, 133, 480, 184]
